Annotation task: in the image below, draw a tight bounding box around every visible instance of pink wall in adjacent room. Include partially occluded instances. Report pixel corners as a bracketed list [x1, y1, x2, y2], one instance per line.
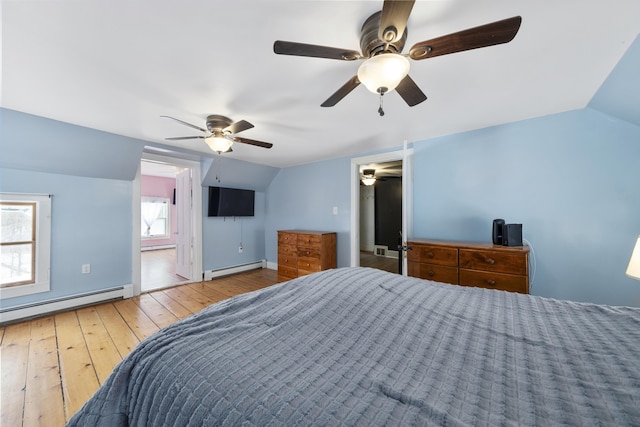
[141, 175, 177, 248]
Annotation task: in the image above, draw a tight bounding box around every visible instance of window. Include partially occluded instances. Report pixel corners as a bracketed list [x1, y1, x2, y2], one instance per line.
[0, 193, 51, 299]
[141, 197, 170, 239]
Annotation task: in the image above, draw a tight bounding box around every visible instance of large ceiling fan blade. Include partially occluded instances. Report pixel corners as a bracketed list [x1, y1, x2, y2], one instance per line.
[232, 137, 273, 149]
[409, 16, 522, 60]
[160, 115, 207, 133]
[395, 75, 427, 106]
[165, 136, 206, 141]
[321, 75, 361, 107]
[379, 0, 415, 44]
[274, 41, 362, 61]
[224, 119, 254, 135]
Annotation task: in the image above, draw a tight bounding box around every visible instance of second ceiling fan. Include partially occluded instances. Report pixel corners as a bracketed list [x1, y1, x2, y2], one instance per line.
[274, 0, 522, 113]
[162, 115, 273, 154]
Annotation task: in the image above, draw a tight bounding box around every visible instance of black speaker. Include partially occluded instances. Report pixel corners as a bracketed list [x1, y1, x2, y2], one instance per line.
[502, 224, 523, 246]
[492, 219, 505, 245]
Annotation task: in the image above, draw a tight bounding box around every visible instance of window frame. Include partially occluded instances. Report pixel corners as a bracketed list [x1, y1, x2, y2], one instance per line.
[140, 196, 171, 240]
[0, 193, 51, 300]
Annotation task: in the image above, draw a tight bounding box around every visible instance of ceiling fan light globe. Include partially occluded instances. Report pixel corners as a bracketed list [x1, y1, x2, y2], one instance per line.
[357, 53, 410, 94]
[205, 136, 233, 154]
[361, 177, 376, 186]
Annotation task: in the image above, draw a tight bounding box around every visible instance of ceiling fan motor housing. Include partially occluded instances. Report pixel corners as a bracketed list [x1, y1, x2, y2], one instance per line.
[206, 115, 234, 133]
[360, 11, 407, 57]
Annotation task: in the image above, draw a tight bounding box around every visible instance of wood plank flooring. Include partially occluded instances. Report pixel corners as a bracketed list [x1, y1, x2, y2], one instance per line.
[141, 248, 186, 292]
[360, 250, 399, 274]
[0, 268, 279, 427]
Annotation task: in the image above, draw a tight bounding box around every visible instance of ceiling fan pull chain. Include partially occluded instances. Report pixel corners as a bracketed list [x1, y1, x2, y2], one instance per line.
[378, 92, 385, 117]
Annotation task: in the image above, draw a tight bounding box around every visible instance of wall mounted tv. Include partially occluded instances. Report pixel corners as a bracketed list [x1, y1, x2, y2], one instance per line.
[208, 186, 255, 217]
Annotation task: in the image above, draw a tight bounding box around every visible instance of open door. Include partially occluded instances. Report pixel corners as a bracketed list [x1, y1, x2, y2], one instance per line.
[175, 169, 192, 279]
[400, 140, 414, 276]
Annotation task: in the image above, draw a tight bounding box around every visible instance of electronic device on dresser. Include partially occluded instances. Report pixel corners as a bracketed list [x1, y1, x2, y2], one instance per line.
[492, 218, 523, 246]
[492, 219, 505, 245]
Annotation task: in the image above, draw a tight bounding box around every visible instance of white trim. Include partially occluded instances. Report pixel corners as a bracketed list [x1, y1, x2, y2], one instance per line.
[0, 285, 132, 324]
[0, 193, 52, 299]
[349, 149, 412, 268]
[141, 244, 176, 251]
[204, 260, 266, 281]
[266, 261, 278, 271]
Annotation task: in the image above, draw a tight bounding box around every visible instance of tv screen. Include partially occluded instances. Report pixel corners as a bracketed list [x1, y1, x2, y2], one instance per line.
[208, 186, 255, 217]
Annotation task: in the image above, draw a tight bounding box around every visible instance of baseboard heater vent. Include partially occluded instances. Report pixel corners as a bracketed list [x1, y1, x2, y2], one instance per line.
[204, 260, 267, 281]
[0, 284, 133, 325]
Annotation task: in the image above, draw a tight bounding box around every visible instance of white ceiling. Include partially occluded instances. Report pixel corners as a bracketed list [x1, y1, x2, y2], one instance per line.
[2, 1, 639, 169]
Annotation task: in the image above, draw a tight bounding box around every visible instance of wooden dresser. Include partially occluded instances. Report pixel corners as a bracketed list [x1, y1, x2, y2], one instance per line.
[278, 230, 337, 282]
[407, 239, 530, 293]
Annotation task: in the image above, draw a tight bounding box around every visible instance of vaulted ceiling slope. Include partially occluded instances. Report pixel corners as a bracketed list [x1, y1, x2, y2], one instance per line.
[588, 34, 640, 127]
[2, 1, 639, 168]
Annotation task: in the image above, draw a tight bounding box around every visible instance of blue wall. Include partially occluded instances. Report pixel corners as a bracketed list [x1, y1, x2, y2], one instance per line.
[0, 168, 132, 307]
[412, 108, 640, 306]
[265, 157, 352, 267]
[202, 190, 267, 271]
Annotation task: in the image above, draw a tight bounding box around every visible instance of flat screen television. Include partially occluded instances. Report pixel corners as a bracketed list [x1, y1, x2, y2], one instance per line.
[208, 186, 255, 217]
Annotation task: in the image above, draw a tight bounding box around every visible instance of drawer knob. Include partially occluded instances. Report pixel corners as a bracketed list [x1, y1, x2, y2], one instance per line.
[485, 258, 495, 265]
[486, 279, 496, 286]
[427, 270, 435, 277]
[426, 252, 434, 258]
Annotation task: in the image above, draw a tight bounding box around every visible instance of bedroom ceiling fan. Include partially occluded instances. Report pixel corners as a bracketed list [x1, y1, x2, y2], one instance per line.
[274, 0, 522, 115]
[361, 169, 377, 186]
[161, 115, 274, 154]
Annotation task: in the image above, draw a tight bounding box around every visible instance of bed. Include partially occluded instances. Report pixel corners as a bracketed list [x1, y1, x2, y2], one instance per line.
[68, 267, 640, 426]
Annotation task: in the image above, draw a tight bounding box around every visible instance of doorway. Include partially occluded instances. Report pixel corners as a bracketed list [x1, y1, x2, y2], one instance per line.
[359, 160, 403, 274]
[139, 160, 188, 292]
[350, 147, 413, 275]
[132, 153, 203, 296]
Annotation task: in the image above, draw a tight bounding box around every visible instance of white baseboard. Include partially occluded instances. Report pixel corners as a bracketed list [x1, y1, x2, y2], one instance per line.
[266, 261, 278, 271]
[141, 245, 176, 251]
[204, 260, 268, 281]
[0, 284, 133, 324]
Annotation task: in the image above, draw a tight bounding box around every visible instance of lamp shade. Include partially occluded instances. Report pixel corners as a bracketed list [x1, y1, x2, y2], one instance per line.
[626, 236, 640, 280]
[357, 53, 410, 94]
[205, 136, 233, 153]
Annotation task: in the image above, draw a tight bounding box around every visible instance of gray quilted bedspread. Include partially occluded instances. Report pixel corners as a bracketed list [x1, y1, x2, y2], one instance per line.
[67, 267, 640, 426]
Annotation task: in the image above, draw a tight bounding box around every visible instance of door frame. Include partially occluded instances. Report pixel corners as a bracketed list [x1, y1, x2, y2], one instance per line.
[132, 153, 203, 296]
[350, 147, 413, 274]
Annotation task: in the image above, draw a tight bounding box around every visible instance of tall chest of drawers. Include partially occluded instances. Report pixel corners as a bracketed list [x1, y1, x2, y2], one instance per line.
[278, 230, 337, 282]
[407, 239, 530, 293]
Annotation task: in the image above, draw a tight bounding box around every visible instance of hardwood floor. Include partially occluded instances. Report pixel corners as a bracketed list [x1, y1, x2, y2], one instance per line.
[141, 248, 186, 292]
[360, 250, 399, 274]
[0, 268, 279, 427]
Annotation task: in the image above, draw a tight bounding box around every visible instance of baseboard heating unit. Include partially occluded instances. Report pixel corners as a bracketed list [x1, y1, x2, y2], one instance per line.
[0, 284, 133, 324]
[204, 260, 267, 281]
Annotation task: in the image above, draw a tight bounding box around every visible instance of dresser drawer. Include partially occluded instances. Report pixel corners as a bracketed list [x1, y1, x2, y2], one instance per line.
[278, 265, 297, 281]
[278, 232, 298, 246]
[278, 253, 298, 268]
[297, 233, 321, 247]
[408, 245, 458, 266]
[459, 269, 528, 293]
[278, 244, 297, 256]
[459, 249, 527, 275]
[298, 258, 321, 276]
[297, 247, 320, 259]
[409, 261, 458, 285]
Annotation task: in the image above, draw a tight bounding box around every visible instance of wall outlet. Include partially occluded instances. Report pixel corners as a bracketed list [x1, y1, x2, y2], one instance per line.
[332, 206, 338, 215]
[82, 264, 91, 274]
[238, 245, 244, 254]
